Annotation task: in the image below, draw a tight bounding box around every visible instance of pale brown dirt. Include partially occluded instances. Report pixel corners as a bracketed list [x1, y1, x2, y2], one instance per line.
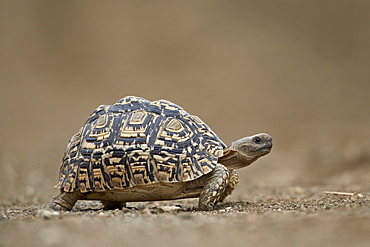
[1, 186, 370, 247]
[1, 1, 370, 247]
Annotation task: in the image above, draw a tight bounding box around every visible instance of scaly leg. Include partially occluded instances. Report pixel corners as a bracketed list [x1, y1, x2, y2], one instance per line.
[219, 169, 239, 202]
[49, 191, 83, 211]
[198, 164, 230, 211]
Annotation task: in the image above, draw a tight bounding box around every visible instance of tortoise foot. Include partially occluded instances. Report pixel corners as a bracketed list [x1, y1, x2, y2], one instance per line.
[49, 191, 81, 211]
[49, 195, 73, 211]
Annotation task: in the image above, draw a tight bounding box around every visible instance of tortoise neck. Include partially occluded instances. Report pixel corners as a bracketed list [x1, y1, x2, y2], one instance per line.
[218, 147, 257, 169]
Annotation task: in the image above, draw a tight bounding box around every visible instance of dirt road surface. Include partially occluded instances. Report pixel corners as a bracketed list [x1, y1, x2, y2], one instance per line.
[1, 185, 370, 247]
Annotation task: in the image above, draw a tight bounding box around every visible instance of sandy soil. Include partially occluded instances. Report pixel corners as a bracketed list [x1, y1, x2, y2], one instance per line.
[1, 184, 369, 247]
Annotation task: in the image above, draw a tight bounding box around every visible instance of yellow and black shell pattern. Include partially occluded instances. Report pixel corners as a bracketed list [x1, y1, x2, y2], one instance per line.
[55, 96, 226, 193]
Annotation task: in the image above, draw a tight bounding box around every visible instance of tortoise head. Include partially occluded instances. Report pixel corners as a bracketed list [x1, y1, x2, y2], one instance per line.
[218, 133, 273, 169]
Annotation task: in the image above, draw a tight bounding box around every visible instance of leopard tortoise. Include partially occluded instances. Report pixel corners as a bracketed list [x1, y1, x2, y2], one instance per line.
[50, 96, 272, 211]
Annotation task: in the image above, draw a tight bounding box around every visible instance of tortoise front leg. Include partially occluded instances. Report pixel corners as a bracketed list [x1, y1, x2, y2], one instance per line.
[50, 191, 84, 211]
[198, 164, 231, 211]
[219, 169, 239, 203]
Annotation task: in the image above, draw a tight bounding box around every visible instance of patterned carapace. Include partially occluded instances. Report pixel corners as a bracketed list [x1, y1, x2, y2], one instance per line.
[56, 96, 226, 193]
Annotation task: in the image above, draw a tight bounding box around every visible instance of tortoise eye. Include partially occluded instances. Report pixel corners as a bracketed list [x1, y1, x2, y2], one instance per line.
[253, 137, 262, 144]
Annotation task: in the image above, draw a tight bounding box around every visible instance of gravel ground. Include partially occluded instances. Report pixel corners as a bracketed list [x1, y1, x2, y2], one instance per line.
[1, 186, 369, 247]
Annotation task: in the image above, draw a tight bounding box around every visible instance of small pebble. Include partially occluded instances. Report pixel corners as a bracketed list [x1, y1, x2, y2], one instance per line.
[37, 209, 60, 219]
[97, 212, 107, 217]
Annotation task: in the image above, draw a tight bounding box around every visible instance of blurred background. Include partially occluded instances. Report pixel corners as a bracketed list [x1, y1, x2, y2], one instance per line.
[1, 0, 369, 202]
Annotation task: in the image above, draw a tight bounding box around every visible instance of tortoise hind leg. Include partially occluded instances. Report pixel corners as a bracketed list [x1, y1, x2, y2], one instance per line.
[199, 164, 232, 211]
[50, 191, 83, 211]
[101, 201, 127, 210]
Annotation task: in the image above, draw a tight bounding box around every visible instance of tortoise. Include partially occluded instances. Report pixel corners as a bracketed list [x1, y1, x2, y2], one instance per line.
[50, 96, 272, 211]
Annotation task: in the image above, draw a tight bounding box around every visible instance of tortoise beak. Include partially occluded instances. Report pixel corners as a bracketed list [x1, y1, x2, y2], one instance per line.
[253, 141, 273, 154]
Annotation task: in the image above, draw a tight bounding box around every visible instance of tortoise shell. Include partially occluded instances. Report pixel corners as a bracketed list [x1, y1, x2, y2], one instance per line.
[56, 96, 226, 193]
